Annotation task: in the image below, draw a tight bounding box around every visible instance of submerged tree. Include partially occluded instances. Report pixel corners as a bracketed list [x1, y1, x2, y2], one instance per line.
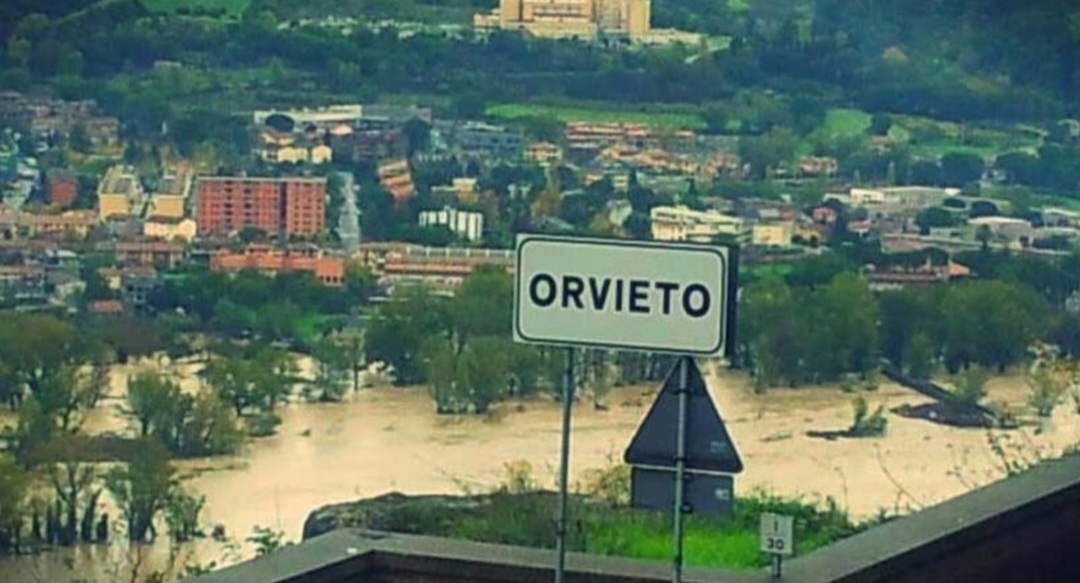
[0, 454, 30, 551]
[105, 439, 179, 543]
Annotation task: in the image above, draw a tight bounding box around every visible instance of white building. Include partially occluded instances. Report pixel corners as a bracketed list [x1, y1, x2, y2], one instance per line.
[418, 206, 485, 242]
[650, 205, 744, 242]
[842, 186, 956, 209]
[969, 216, 1035, 248]
[751, 223, 794, 247]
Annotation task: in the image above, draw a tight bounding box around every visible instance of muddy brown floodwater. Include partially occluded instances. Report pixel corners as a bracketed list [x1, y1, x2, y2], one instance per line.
[3, 357, 1080, 582]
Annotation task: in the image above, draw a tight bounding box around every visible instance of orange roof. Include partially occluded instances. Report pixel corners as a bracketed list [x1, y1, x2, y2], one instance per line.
[88, 300, 124, 314]
[947, 262, 971, 277]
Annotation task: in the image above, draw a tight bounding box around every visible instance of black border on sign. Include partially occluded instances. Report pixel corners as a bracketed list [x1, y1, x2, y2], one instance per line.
[513, 234, 738, 357]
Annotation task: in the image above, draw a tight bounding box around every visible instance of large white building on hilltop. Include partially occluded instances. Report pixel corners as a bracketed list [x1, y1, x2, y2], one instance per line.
[474, 0, 652, 41]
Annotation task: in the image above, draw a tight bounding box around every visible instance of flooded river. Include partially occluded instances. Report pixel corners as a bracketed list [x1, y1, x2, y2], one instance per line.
[3, 357, 1080, 582]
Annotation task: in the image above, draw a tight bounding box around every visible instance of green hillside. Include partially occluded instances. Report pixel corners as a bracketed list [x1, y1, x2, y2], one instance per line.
[138, 0, 250, 16]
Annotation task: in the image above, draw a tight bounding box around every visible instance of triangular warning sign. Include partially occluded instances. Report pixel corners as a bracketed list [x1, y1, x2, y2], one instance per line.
[623, 358, 743, 473]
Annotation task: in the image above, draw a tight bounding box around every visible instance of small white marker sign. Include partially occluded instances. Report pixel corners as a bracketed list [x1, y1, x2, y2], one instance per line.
[760, 513, 794, 556]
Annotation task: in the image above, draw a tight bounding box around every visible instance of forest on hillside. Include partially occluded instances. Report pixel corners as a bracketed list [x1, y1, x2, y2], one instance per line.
[2, 0, 1077, 121]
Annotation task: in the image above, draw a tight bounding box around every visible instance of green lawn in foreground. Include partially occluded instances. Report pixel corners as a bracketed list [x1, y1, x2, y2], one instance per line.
[442, 490, 863, 570]
[139, 0, 250, 16]
[486, 103, 707, 131]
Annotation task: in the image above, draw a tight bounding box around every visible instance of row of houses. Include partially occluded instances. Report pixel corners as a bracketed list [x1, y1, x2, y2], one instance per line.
[0, 91, 119, 150]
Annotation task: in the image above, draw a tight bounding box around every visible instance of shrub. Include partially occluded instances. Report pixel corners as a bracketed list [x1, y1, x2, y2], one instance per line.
[848, 397, 887, 437]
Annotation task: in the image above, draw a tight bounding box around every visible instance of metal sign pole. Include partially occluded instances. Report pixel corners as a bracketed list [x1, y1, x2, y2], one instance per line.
[771, 555, 783, 580]
[555, 347, 575, 583]
[672, 356, 690, 583]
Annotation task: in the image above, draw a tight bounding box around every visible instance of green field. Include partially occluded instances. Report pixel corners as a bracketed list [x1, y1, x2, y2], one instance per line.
[486, 103, 707, 131]
[821, 108, 872, 140]
[139, 0, 250, 16]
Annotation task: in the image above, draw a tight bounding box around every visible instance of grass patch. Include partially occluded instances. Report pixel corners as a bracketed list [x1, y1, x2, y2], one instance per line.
[139, 0, 250, 17]
[341, 486, 870, 570]
[744, 262, 795, 280]
[980, 185, 1080, 213]
[295, 314, 343, 343]
[820, 108, 872, 140]
[486, 103, 707, 131]
[909, 142, 1002, 159]
[891, 114, 1041, 159]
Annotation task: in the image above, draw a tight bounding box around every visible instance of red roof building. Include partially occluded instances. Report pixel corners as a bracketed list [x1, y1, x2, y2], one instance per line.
[195, 177, 326, 237]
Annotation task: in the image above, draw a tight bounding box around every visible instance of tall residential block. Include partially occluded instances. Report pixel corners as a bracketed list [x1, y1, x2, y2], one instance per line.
[195, 177, 326, 237]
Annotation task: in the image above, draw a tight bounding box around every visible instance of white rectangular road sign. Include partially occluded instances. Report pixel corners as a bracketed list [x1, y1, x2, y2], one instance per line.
[760, 513, 794, 556]
[513, 235, 732, 356]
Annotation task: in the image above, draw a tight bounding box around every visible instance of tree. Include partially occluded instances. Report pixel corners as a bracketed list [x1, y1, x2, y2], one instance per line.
[366, 285, 451, 384]
[940, 152, 985, 187]
[238, 226, 268, 244]
[905, 332, 936, 380]
[10, 366, 103, 460]
[126, 372, 182, 438]
[910, 160, 944, 186]
[422, 335, 465, 414]
[517, 115, 565, 143]
[460, 336, 509, 414]
[0, 454, 30, 551]
[995, 151, 1042, 185]
[915, 207, 957, 232]
[123, 368, 242, 458]
[204, 357, 257, 417]
[0, 312, 87, 401]
[343, 262, 376, 302]
[942, 281, 1049, 372]
[969, 200, 999, 218]
[869, 114, 892, 136]
[28, 435, 100, 546]
[1028, 362, 1066, 419]
[34, 365, 102, 434]
[624, 212, 651, 240]
[452, 266, 513, 345]
[307, 336, 351, 402]
[702, 104, 731, 134]
[176, 388, 244, 457]
[813, 273, 878, 378]
[976, 224, 993, 250]
[69, 123, 91, 154]
[739, 277, 801, 387]
[738, 127, 799, 179]
[785, 253, 853, 289]
[403, 118, 431, 157]
[164, 490, 204, 545]
[952, 365, 989, 405]
[105, 439, 178, 543]
[452, 92, 488, 119]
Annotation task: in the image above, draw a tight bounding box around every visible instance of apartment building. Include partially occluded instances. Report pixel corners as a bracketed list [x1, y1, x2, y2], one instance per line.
[102, 240, 188, 269]
[650, 205, 745, 242]
[195, 176, 326, 237]
[524, 142, 564, 165]
[209, 244, 345, 286]
[97, 165, 146, 221]
[46, 171, 78, 208]
[357, 243, 515, 293]
[418, 206, 485, 241]
[144, 217, 197, 242]
[0, 210, 96, 240]
[455, 122, 523, 160]
[377, 160, 416, 206]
